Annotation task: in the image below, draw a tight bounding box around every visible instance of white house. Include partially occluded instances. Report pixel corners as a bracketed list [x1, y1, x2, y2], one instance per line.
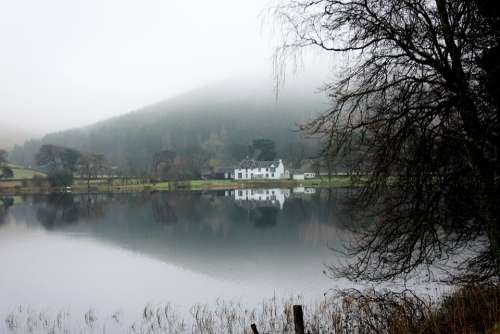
[234, 159, 286, 180]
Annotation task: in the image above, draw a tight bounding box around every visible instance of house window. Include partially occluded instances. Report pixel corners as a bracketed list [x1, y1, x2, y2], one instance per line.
[272, 173, 275, 177]
[266, 174, 268, 178]
[238, 172, 242, 179]
[238, 190, 243, 196]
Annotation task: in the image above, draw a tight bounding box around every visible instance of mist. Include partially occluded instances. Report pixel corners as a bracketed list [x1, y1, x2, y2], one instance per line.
[0, 0, 328, 137]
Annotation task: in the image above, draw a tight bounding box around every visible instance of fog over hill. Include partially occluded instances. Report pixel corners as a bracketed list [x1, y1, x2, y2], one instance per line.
[10, 75, 329, 170]
[0, 123, 40, 150]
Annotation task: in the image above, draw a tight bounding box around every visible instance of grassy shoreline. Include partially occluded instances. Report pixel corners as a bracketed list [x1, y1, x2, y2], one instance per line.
[0, 176, 354, 195]
[3, 284, 499, 333]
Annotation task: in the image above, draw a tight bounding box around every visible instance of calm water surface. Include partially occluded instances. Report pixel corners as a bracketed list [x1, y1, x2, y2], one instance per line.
[0, 188, 356, 324]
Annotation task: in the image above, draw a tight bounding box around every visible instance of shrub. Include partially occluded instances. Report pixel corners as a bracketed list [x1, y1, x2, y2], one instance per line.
[47, 169, 73, 187]
[0, 166, 14, 179]
[32, 174, 47, 187]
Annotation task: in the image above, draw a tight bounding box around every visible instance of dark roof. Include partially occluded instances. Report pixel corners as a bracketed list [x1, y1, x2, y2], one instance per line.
[215, 166, 234, 173]
[238, 159, 280, 169]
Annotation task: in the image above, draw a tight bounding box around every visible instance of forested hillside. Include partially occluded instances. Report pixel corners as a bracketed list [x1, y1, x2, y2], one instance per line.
[10, 77, 327, 172]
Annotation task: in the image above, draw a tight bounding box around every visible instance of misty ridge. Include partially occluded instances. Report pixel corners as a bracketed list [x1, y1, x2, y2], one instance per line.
[9, 74, 327, 172]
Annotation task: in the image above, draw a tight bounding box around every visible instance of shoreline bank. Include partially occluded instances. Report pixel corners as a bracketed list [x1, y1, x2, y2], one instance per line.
[0, 176, 354, 195]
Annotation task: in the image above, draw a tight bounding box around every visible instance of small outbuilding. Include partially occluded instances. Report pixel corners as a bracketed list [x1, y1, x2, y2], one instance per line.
[290, 170, 316, 180]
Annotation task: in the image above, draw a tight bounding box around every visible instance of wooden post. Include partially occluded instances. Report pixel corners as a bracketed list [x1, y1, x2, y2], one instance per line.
[293, 305, 305, 334]
[250, 323, 259, 334]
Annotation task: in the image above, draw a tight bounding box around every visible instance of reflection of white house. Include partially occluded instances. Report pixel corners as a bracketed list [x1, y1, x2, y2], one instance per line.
[233, 188, 290, 209]
[293, 187, 317, 194]
[291, 171, 316, 180]
[234, 159, 286, 180]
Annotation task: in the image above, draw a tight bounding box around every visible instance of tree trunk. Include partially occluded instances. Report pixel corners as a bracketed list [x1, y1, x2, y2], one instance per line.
[87, 172, 91, 193]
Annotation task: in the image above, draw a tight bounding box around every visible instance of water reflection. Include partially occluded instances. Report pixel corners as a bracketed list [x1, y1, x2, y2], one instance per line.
[233, 188, 290, 209]
[0, 188, 354, 315]
[34, 193, 109, 229]
[0, 196, 14, 225]
[6, 189, 351, 277]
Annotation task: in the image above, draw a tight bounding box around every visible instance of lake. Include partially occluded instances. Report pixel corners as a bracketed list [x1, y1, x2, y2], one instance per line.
[0, 188, 368, 331]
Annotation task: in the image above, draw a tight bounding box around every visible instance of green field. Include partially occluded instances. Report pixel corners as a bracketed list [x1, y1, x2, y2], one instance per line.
[7, 164, 45, 179]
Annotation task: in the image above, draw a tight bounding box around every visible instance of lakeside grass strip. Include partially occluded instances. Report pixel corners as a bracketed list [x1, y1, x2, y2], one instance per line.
[0, 177, 355, 195]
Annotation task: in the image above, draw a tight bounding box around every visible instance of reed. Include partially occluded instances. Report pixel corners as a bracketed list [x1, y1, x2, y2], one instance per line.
[3, 285, 500, 333]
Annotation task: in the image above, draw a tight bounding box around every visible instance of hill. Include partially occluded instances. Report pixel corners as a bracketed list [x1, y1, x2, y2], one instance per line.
[9, 76, 328, 172]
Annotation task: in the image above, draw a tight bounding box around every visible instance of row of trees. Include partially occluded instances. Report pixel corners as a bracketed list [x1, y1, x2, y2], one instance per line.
[35, 144, 108, 189]
[151, 139, 290, 180]
[24, 138, 338, 187]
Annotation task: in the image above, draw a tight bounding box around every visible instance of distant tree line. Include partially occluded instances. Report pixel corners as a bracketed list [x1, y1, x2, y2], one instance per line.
[0, 149, 14, 179]
[35, 144, 109, 189]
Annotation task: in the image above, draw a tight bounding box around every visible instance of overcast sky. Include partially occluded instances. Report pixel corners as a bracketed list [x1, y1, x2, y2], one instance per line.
[1, 0, 330, 135]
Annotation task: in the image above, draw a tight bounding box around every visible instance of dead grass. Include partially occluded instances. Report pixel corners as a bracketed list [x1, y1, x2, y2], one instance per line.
[3, 285, 500, 333]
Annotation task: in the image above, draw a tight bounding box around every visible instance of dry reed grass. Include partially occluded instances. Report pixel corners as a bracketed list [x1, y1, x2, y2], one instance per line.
[3, 285, 500, 333]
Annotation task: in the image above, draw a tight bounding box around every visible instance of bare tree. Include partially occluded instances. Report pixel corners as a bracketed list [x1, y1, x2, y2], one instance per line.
[35, 144, 80, 172]
[152, 150, 176, 180]
[274, 0, 500, 282]
[0, 149, 7, 165]
[78, 153, 107, 192]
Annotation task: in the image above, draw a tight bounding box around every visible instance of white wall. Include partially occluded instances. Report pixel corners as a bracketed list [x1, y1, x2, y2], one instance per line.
[234, 160, 286, 180]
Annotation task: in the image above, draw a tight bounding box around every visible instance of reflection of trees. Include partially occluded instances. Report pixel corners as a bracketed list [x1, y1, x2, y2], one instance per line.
[36, 194, 79, 229]
[80, 194, 108, 220]
[151, 193, 177, 225]
[0, 196, 14, 225]
[317, 188, 357, 230]
[35, 193, 108, 229]
[250, 207, 279, 229]
[282, 198, 311, 222]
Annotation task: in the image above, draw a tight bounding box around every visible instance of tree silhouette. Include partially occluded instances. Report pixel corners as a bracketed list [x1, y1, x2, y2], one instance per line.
[275, 0, 500, 282]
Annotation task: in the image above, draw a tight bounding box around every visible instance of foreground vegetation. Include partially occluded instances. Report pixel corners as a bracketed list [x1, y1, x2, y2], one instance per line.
[3, 285, 499, 333]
